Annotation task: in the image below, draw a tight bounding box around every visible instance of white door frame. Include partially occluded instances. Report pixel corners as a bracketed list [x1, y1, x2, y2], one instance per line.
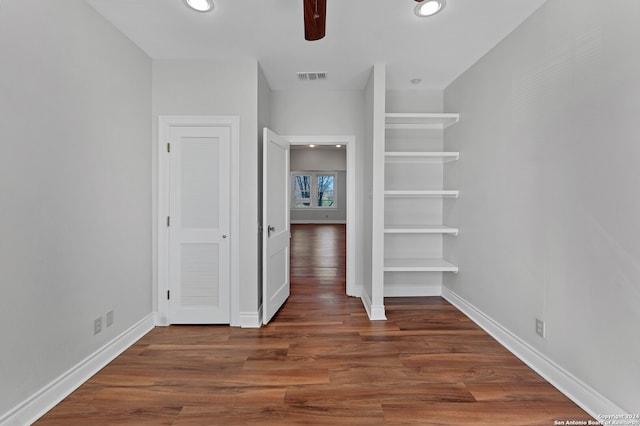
[156, 116, 240, 326]
[284, 135, 358, 297]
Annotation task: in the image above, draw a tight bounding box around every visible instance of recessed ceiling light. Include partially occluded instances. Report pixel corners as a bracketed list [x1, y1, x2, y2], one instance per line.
[415, 0, 445, 17]
[184, 0, 214, 13]
[309, 144, 316, 148]
[336, 144, 342, 148]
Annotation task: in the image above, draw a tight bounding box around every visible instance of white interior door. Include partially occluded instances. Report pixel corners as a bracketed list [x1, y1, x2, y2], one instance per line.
[262, 128, 291, 324]
[169, 126, 230, 324]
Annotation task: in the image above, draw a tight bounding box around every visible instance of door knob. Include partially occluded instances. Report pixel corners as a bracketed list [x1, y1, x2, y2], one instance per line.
[268, 225, 275, 236]
[222, 235, 227, 239]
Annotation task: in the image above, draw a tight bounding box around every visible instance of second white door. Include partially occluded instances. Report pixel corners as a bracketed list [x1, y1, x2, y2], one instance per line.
[169, 125, 230, 324]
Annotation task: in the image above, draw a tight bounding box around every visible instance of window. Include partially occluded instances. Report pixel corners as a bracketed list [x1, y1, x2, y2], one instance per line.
[291, 172, 337, 208]
[292, 174, 311, 207]
[316, 174, 335, 207]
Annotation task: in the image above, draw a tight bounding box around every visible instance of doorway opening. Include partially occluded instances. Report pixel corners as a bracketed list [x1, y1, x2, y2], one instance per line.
[285, 136, 357, 297]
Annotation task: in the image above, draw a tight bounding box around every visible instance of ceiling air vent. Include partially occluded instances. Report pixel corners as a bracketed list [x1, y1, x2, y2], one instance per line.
[297, 72, 328, 81]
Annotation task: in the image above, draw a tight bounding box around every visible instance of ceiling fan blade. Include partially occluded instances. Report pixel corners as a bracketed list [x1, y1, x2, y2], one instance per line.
[303, 0, 326, 41]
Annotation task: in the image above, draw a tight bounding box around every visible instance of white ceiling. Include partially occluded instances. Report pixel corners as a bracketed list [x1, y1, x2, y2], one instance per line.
[85, 0, 547, 91]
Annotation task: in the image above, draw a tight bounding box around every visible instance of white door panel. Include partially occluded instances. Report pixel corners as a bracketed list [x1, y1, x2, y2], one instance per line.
[262, 128, 290, 324]
[169, 126, 230, 324]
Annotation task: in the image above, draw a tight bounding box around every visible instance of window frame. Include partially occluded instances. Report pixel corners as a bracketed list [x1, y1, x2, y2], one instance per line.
[290, 171, 338, 210]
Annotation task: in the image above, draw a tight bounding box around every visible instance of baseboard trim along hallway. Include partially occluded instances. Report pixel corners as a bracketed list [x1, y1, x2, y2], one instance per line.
[1, 314, 154, 426]
[441, 287, 627, 419]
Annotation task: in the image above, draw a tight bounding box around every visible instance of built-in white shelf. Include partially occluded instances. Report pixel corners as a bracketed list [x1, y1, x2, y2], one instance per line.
[384, 190, 459, 198]
[384, 258, 459, 273]
[384, 152, 459, 164]
[384, 225, 459, 235]
[385, 113, 460, 130]
[378, 108, 462, 297]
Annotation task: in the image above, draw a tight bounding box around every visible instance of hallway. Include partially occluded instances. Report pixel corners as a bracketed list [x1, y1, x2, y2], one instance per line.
[287, 223, 348, 302]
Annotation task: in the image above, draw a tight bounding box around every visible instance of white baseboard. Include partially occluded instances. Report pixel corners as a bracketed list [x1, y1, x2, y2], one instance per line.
[360, 290, 386, 320]
[441, 287, 627, 419]
[384, 284, 442, 297]
[1, 314, 154, 426]
[239, 310, 262, 328]
[290, 220, 347, 224]
[347, 284, 362, 298]
[153, 311, 167, 326]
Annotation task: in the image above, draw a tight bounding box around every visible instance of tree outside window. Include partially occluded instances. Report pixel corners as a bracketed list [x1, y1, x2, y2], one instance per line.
[317, 174, 334, 207]
[292, 174, 311, 207]
[291, 172, 337, 209]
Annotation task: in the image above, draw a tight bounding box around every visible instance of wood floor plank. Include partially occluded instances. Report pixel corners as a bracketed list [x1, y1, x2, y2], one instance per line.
[35, 224, 592, 425]
[242, 355, 406, 371]
[174, 403, 386, 425]
[284, 382, 476, 404]
[93, 385, 287, 406]
[383, 401, 592, 425]
[465, 382, 575, 402]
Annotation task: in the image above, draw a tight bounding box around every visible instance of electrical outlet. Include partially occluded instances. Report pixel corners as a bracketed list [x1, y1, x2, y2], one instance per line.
[94, 317, 102, 335]
[106, 310, 114, 327]
[535, 318, 545, 339]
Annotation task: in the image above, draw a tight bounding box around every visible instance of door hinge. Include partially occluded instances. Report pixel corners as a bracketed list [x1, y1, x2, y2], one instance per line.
[167, 216, 170, 227]
[167, 142, 171, 153]
[167, 290, 170, 300]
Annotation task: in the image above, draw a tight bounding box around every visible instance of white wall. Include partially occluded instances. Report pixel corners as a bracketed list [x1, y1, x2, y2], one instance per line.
[270, 90, 365, 138]
[152, 59, 261, 324]
[0, 0, 152, 419]
[290, 148, 347, 171]
[444, 0, 640, 413]
[386, 90, 443, 113]
[365, 64, 387, 319]
[270, 90, 365, 292]
[362, 75, 376, 310]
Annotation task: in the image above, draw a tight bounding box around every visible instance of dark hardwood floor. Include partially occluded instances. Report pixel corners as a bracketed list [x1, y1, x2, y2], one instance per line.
[37, 224, 591, 425]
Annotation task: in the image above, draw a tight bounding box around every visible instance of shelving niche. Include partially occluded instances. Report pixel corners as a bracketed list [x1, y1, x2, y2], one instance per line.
[383, 112, 460, 296]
